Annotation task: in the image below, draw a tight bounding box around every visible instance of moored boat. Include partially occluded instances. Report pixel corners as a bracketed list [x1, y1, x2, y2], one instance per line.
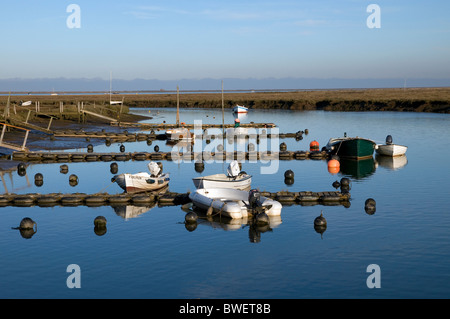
[189, 188, 282, 219]
[192, 160, 252, 190]
[165, 127, 194, 142]
[325, 135, 376, 160]
[375, 144, 408, 157]
[375, 135, 408, 157]
[232, 105, 248, 113]
[113, 162, 170, 193]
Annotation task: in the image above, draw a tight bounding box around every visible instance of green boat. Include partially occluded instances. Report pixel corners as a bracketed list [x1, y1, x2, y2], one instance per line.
[325, 136, 376, 160]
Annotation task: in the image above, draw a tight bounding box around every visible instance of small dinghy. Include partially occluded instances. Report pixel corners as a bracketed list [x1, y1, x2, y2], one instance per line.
[113, 162, 169, 193]
[192, 160, 251, 190]
[232, 104, 248, 113]
[165, 127, 194, 142]
[375, 135, 408, 157]
[189, 188, 282, 219]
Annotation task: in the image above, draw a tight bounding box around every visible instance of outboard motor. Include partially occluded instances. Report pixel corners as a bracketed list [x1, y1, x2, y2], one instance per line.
[248, 189, 261, 209]
[386, 135, 393, 145]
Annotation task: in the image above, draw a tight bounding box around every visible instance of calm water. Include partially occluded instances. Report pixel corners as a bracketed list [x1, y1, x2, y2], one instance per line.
[0, 108, 449, 299]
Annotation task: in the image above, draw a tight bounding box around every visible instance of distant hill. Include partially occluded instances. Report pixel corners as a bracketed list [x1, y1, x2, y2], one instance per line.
[1, 77, 449, 93]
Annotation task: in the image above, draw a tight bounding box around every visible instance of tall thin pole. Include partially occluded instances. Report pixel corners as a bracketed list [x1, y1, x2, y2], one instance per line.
[222, 80, 226, 151]
[109, 71, 112, 104]
[222, 80, 224, 127]
[176, 85, 180, 126]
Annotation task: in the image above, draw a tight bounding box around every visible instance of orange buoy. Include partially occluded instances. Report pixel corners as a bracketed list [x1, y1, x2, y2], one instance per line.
[328, 159, 340, 168]
[327, 159, 340, 174]
[310, 140, 320, 151]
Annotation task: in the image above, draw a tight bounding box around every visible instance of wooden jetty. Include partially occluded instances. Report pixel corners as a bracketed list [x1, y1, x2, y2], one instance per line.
[109, 122, 276, 129]
[0, 190, 350, 208]
[0, 123, 30, 151]
[11, 150, 329, 162]
[52, 129, 305, 140]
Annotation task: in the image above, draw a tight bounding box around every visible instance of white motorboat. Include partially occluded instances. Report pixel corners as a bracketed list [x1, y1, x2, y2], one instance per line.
[20, 101, 32, 106]
[165, 127, 194, 142]
[375, 135, 408, 157]
[232, 105, 248, 113]
[375, 144, 408, 157]
[192, 160, 251, 190]
[189, 188, 282, 219]
[113, 162, 169, 193]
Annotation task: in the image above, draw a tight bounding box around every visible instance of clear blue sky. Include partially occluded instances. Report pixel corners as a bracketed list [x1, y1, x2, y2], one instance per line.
[0, 0, 449, 81]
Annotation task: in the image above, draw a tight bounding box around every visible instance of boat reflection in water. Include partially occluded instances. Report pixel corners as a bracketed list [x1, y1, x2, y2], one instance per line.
[339, 157, 376, 179]
[183, 203, 282, 243]
[375, 154, 408, 171]
[112, 203, 156, 220]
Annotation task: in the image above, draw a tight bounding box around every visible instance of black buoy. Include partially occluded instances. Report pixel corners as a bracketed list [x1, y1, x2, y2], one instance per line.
[185, 211, 198, 224]
[105, 138, 111, 147]
[19, 217, 37, 230]
[154, 145, 159, 152]
[69, 174, 78, 187]
[386, 135, 393, 145]
[94, 216, 107, 228]
[17, 163, 26, 176]
[314, 211, 327, 226]
[60, 164, 69, 174]
[340, 177, 350, 187]
[194, 162, 205, 173]
[12, 217, 37, 239]
[280, 142, 287, 151]
[340, 178, 351, 193]
[94, 216, 107, 236]
[120, 144, 125, 152]
[314, 211, 327, 238]
[87, 144, 93, 153]
[365, 198, 376, 215]
[110, 162, 118, 174]
[34, 173, 44, 187]
[284, 169, 294, 179]
[332, 180, 340, 188]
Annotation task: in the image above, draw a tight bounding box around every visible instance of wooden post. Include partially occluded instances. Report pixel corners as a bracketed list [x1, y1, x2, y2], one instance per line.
[22, 130, 30, 150]
[25, 110, 31, 123]
[47, 117, 53, 131]
[0, 124, 6, 145]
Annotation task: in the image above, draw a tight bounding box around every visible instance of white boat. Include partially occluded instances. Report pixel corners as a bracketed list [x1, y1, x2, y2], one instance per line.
[189, 188, 282, 219]
[232, 105, 248, 113]
[20, 101, 32, 106]
[113, 162, 169, 193]
[192, 161, 252, 190]
[165, 127, 194, 142]
[375, 135, 408, 157]
[375, 144, 408, 157]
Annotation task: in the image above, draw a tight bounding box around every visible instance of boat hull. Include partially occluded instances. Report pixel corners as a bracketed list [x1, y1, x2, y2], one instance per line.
[192, 174, 252, 190]
[232, 105, 248, 113]
[189, 188, 282, 219]
[114, 172, 170, 193]
[375, 144, 408, 157]
[327, 138, 376, 160]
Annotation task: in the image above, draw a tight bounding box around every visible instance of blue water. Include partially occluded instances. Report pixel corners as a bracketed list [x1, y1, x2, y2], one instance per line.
[0, 109, 449, 299]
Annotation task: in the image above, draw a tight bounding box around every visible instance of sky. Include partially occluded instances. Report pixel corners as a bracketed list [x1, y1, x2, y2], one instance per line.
[0, 0, 449, 88]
